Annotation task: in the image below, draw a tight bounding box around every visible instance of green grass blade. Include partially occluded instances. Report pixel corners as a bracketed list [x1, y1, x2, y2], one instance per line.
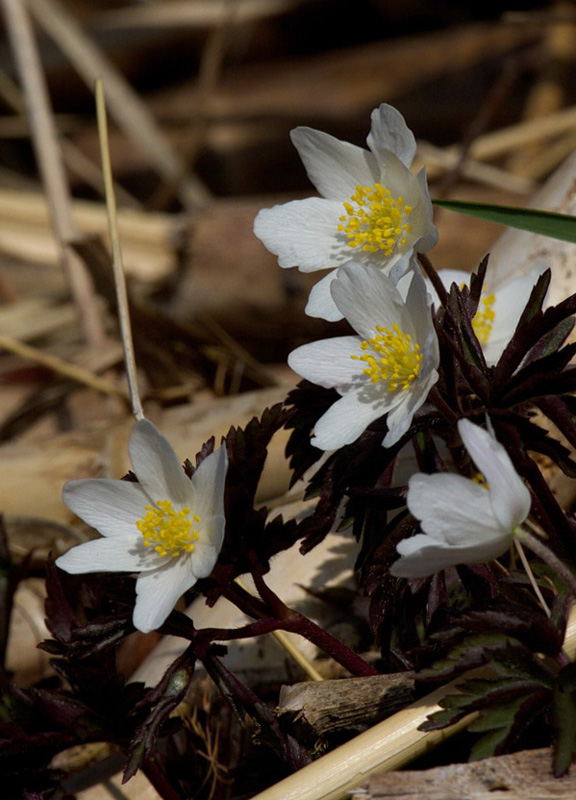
[432, 199, 576, 244]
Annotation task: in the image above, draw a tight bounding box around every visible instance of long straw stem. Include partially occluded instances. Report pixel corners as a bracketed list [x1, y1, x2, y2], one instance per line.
[95, 78, 143, 422]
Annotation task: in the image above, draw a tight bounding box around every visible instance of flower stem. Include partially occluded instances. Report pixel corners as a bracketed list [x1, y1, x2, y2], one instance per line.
[226, 574, 379, 678]
[418, 251, 447, 306]
[283, 610, 379, 677]
[515, 527, 576, 600]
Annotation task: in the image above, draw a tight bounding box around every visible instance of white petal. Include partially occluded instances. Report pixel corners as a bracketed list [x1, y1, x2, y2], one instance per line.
[192, 515, 226, 577]
[388, 252, 417, 287]
[63, 478, 149, 538]
[367, 104, 417, 167]
[311, 386, 389, 450]
[378, 150, 419, 200]
[305, 271, 343, 321]
[382, 358, 438, 448]
[191, 446, 228, 521]
[56, 535, 148, 574]
[484, 264, 547, 365]
[427, 269, 470, 307]
[407, 472, 504, 544]
[439, 269, 471, 291]
[129, 419, 194, 509]
[402, 267, 435, 346]
[390, 532, 511, 578]
[457, 419, 531, 531]
[133, 557, 198, 633]
[290, 127, 379, 199]
[331, 262, 409, 340]
[412, 168, 438, 252]
[253, 197, 349, 271]
[288, 335, 367, 390]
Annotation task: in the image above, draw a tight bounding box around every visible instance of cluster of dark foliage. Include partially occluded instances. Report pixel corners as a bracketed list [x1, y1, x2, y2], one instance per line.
[4, 258, 576, 797]
[283, 258, 576, 775]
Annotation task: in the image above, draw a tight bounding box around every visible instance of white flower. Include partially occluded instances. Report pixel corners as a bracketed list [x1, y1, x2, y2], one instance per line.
[254, 103, 438, 321]
[288, 261, 439, 450]
[56, 419, 228, 633]
[434, 262, 548, 366]
[390, 418, 531, 578]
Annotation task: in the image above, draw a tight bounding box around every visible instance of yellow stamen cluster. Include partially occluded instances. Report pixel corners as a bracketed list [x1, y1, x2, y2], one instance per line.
[472, 292, 496, 344]
[137, 499, 200, 558]
[472, 471, 488, 489]
[352, 323, 422, 391]
[338, 184, 413, 254]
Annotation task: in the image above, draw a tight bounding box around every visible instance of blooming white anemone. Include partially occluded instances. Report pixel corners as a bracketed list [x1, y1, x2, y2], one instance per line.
[435, 263, 548, 366]
[288, 261, 439, 450]
[254, 103, 438, 321]
[390, 418, 531, 578]
[56, 419, 228, 633]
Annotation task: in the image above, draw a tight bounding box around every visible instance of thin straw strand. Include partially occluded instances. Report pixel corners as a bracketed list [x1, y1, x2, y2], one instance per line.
[95, 78, 143, 422]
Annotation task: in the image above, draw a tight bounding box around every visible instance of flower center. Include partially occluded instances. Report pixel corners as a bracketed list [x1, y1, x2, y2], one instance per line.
[352, 323, 422, 391]
[472, 292, 496, 344]
[472, 471, 488, 489]
[338, 184, 413, 255]
[136, 500, 200, 558]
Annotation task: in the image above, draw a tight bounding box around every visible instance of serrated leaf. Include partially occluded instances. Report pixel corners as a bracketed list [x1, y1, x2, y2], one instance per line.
[433, 199, 576, 243]
[468, 690, 549, 760]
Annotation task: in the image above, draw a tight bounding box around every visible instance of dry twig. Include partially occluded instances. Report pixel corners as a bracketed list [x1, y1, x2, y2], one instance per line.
[1, 0, 104, 345]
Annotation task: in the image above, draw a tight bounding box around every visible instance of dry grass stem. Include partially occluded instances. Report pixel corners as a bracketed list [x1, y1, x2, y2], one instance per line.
[445, 103, 576, 165]
[92, 0, 305, 29]
[27, 0, 211, 209]
[150, 0, 236, 209]
[95, 78, 143, 421]
[513, 538, 551, 617]
[416, 141, 535, 194]
[0, 332, 129, 402]
[0, 63, 140, 207]
[1, 0, 104, 346]
[0, 187, 176, 280]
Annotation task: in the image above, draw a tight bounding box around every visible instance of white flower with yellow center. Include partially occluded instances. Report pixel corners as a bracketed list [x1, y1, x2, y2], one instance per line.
[390, 418, 531, 578]
[254, 103, 438, 321]
[288, 261, 439, 449]
[436, 263, 548, 366]
[56, 419, 228, 633]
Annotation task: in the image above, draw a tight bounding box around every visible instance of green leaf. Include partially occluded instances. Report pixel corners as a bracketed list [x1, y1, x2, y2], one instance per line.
[432, 199, 576, 243]
[553, 662, 576, 776]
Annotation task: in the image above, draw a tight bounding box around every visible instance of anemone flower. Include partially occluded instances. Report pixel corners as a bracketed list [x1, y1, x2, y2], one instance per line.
[435, 262, 548, 366]
[254, 103, 437, 321]
[288, 261, 439, 449]
[57, 419, 228, 633]
[390, 418, 531, 578]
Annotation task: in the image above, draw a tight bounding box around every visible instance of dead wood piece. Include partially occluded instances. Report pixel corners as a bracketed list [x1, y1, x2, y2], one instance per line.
[359, 747, 575, 799]
[278, 674, 415, 748]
